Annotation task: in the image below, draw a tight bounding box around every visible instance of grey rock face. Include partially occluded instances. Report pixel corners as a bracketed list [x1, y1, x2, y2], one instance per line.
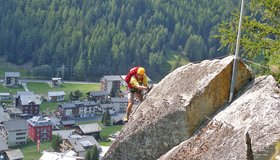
[102, 56, 253, 160]
[159, 75, 280, 160]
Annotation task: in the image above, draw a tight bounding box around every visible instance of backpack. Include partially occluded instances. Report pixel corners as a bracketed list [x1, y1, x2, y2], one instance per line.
[124, 67, 140, 87]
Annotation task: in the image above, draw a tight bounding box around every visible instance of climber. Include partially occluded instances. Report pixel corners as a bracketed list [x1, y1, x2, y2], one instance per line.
[123, 66, 149, 122]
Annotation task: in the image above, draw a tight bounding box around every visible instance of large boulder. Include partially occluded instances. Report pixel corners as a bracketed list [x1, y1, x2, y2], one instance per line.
[159, 75, 280, 160]
[103, 56, 253, 160]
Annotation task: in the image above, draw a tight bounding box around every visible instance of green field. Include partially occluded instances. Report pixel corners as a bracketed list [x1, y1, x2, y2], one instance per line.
[18, 140, 52, 160]
[0, 84, 25, 95]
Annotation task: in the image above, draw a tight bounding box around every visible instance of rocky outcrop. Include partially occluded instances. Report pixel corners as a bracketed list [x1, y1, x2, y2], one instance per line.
[103, 56, 253, 160]
[159, 75, 280, 160]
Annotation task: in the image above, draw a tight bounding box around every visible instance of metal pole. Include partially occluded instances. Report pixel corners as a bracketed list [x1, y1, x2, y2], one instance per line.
[229, 0, 245, 102]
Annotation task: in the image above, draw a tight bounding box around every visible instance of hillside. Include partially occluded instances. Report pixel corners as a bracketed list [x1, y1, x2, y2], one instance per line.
[0, 0, 239, 81]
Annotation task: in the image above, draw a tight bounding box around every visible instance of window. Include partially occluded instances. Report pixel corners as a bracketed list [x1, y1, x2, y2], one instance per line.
[16, 137, 26, 140]
[16, 132, 26, 136]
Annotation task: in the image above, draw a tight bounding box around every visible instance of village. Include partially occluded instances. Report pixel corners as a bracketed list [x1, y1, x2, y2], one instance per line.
[0, 71, 152, 160]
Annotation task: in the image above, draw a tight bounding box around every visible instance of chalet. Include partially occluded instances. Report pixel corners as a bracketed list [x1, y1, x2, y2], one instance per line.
[5, 149, 24, 160]
[2, 120, 28, 147]
[27, 116, 52, 142]
[0, 93, 11, 101]
[15, 92, 41, 116]
[56, 101, 98, 120]
[86, 90, 109, 103]
[76, 123, 102, 139]
[51, 77, 62, 87]
[100, 75, 122, 97]
[60, 135, 101, 157]
[52, 129, 75, 140]
[61, 120, 76, 129]
[4, 72, 20, 87]
[14, 91, 34, 106]
[48, 91, 65, 102]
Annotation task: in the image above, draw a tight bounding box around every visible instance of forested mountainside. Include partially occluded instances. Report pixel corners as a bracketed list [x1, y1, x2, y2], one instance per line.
[0, 0, 239, 81]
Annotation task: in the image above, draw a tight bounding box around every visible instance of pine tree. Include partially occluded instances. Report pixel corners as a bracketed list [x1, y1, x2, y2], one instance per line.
[218, 0, 280, 82]
[85, 145, 99, 160]
[102, 108, 111, 126]
[51, 135, 62, 152]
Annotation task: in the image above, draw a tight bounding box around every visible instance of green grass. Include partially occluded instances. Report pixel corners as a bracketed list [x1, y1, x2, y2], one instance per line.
[18, 140, 52, 160]
[0, 84, 25, 94]
[40, 101, 62, 112]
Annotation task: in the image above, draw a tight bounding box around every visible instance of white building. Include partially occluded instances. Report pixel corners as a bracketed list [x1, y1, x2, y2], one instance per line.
[48, 91, 66, 102]
[2, 120, 28, 147]
[0, 93, 11, 101]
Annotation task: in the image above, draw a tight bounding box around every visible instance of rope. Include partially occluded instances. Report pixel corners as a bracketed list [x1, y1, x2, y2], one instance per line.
[241, 58, 270, 69]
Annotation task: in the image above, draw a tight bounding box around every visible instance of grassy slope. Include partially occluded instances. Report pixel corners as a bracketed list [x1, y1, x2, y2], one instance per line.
[0, 85, 25, 94]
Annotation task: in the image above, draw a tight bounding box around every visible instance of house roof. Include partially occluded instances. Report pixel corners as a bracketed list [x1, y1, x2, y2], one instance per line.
[48, 91, 65, 97]
[60, 103, 76, 109]
[78, 123, 102, 134]
[80, 101, 97, 106]
[88, 90, 110, 97]
[52, 129, 75, 140]
[111, 97, 128, 103]
[0, 137, 8, 152]
[0, 93, 10, 96]
[27, 116, 52, 127]
[5, 149, 24, 160]
[99, 103, 115, 109]
[52, 77, 61, 81]
[102, 75, 123, 81]
[20, 94, 41, 105]
[15, 91, 34, 96]
[39, 151, 83, 160]
[5, 72, 20, 77]
[60, 101, 98, 110]
[61, 120, 76, 126]
[0, 107, 10, 123]
[68, 136, 101, 152]
[3, 119, 27, 131]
